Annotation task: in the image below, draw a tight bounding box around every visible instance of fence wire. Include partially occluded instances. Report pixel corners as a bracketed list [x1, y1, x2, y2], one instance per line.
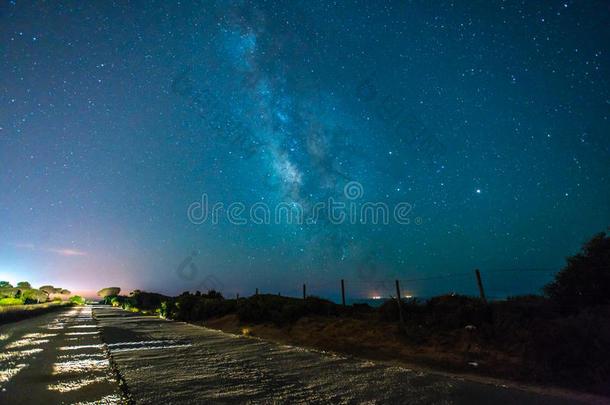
[245, 268, 569, 303]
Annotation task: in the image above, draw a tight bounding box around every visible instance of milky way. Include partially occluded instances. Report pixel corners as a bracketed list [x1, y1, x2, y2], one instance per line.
[1, 0, 609, 300]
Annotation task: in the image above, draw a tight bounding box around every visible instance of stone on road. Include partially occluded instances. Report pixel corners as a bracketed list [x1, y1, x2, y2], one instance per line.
[0, 305, 120, 404]
[93, 306, 600, 405]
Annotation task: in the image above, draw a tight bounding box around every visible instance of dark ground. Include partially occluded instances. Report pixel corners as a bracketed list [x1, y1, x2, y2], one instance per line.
[0, 305, 120, 404]
[92, 306, 606, 405]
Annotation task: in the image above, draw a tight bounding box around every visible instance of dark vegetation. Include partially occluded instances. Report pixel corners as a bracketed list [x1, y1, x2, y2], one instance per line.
[105, 229, 610, 395]
[0, 281, 71, 305]
[97, 287, 121, 301]
[69, 295, 86, 305]
[0, 281, 81, 324]
[0, 301, 74, 324]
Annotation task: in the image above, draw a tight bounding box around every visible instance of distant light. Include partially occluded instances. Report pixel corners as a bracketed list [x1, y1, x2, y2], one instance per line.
[476, 189, 481, 194]
[371, 296, 382, 300]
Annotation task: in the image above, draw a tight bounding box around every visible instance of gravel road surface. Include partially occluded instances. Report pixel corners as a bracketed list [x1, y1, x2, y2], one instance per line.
[92, 306, 606, 405]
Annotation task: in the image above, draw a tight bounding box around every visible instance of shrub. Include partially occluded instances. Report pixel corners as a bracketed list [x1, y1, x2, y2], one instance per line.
[424, 294, 490, 330]
[131, 291, 167, 310]
[159, 301, 173, 318]
[167, 292, 235, 321]
[236, 295, 337, 326]
[304, 296, 337, 316]
[0, 297, 25, 306]
[69, 295, 86, 305]
[109, 295, 136, 309]
[203, 290, 223, 299]
[351, 302, 372, 313]
[526, 305, 610, 393]
[378, 297, 423, 322]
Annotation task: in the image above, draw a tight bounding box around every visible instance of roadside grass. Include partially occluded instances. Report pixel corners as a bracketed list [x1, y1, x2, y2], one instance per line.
[0, 301, 74, 324]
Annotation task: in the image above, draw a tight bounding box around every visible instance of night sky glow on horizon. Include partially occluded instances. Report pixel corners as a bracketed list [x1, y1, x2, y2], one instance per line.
[1, 1, 609, 300]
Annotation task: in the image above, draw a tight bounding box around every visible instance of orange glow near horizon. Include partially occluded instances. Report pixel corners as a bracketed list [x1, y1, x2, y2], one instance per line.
[369, 294, 414, 300]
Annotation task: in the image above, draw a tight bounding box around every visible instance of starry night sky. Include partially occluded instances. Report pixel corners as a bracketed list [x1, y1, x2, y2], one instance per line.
[1, 0, 609, 300]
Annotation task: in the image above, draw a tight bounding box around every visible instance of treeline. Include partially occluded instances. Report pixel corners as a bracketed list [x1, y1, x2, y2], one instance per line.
[110, 290, 340, 325]
[0, 281, 76, 305]
[0, 301, 75, 324]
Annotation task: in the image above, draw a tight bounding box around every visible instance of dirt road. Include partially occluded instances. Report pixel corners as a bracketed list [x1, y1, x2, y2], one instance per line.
[92, 306, 606, 405]
[0, 305, 120, 404]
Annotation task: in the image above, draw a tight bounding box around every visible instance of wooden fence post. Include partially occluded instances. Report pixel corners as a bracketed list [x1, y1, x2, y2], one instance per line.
[303, 284, 306, 299]
[341, 279, 346, 306]
[395, 280, 405, 325]
[475, 269, 487, 304]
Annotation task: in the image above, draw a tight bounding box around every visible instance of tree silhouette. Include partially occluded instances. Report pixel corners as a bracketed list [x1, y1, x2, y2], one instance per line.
[545, 229, 610, 309]
[97, 287, 121, 297]
[69, 295, 86, 305]
[0, 286, 18, 298]
[39, 285, 56, 294]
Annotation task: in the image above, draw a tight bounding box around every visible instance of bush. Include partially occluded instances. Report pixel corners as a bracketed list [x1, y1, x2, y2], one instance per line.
[109, 291, 339, 325]
[351, 302, 372, 313]
[159, 301, 174, 318]
[203, 290, 223, 299]
[132, 291, 168, 311]
[69, 295, 86, 305]
[236, 295, 337, 326]
[101, 295, 117, 305]
[110, 295, 136, 308]
[167, 292, 235, 321]
[424, 294, 491, 330]
[526, 305, 610, 393]
[378, 297, 422, 322]
[0, 297, 25, 306]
